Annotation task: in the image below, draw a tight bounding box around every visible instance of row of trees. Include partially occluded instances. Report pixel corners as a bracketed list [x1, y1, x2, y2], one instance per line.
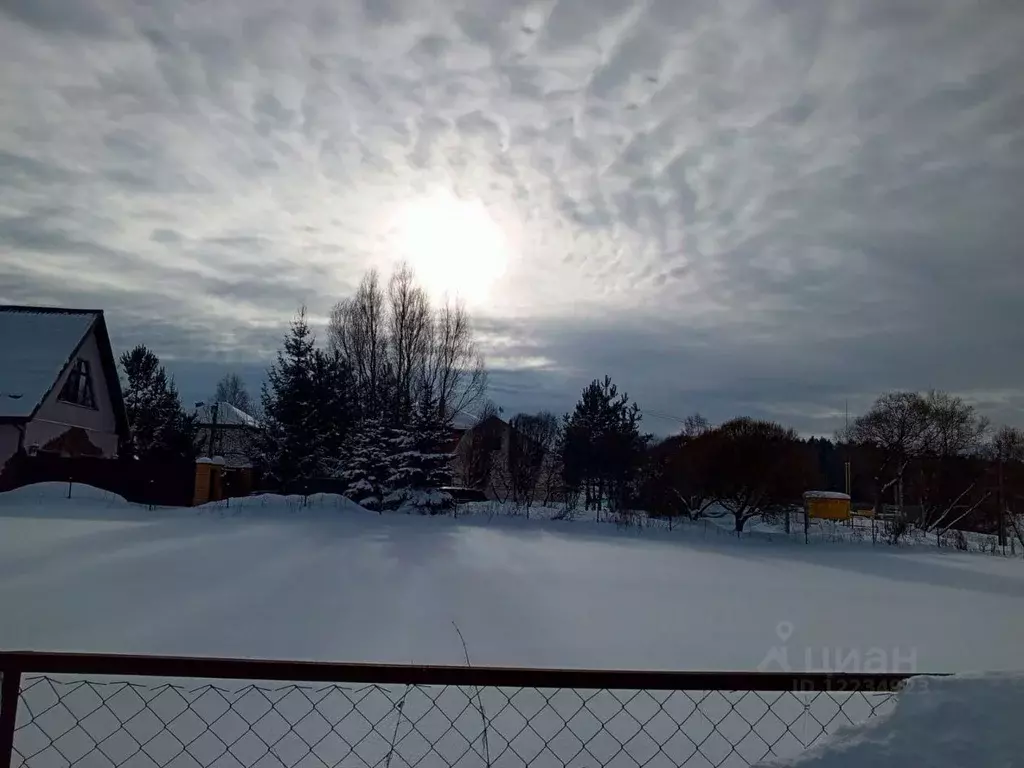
[253, 265, 486, 512]
[453, 379, 815, 533]
[842, 391, 1024, 544]
[455, 377, 651, 517]
[111, 279, 1023, 543]
[636, 390, 1024, 541]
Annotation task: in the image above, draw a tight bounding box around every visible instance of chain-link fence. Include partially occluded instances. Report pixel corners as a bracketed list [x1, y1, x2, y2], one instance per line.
[1, 654, 909, 768]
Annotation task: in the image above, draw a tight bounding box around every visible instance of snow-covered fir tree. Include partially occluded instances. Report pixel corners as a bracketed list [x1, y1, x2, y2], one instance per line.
[383, 385, 453, 513]
[254, 310, 322, 492]
[341, 417, 389, 510]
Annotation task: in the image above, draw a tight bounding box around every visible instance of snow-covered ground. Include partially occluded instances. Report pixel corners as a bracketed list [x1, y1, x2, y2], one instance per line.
[3, 484, 1024, 767]
[2, 483, 1023, 673]
[757, 673, 1023, 768]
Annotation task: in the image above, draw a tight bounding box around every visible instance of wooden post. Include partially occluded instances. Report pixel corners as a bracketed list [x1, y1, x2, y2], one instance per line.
[0, 669, 21, 768]
[193, 459, 213, 506]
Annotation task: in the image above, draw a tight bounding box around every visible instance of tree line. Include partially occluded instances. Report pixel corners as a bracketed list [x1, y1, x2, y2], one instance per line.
[457, 382, 1024, 543]
[110, 273, 1024, 540]
[634, 391, 1024, 542]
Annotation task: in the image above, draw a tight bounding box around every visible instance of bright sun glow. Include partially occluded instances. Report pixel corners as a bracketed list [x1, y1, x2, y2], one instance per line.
[392, 191, 510, 305]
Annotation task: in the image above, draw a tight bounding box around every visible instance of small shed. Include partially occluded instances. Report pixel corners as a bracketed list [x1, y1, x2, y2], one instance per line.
[803, 491, 852, 521]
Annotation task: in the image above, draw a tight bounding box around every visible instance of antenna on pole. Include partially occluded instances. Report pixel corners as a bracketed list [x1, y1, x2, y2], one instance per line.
[844, 400, 852, 497]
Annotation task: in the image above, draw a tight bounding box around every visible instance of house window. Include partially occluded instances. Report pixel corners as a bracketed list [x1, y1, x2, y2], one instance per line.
[58, 358, 97, 409]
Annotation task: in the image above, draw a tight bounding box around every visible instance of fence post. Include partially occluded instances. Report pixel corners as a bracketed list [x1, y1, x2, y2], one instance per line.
[0, 668, 21, 768]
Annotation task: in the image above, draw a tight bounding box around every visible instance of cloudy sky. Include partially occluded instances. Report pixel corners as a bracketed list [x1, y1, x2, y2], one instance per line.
[1, 0, 1022, 434]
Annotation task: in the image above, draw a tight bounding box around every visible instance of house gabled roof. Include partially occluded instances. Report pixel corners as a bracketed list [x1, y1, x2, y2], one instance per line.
[195, 402, 258, 428]
[0, 305, 129, 437]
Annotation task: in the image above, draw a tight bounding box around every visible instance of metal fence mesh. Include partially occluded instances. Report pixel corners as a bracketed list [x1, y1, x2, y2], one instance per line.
[4, 674, 898, 768]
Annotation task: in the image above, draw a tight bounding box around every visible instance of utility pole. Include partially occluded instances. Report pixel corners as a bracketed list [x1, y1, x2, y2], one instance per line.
[209, 401, 219, 459]
[844, 400, 852, 498]
[196, 400, 219, 459]
[998, 457, 1007, 549]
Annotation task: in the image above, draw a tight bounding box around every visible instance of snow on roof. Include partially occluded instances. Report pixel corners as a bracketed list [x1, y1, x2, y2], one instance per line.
[451, 410, 479, 430]
[803, 491, 851, 500]
[195, 402, 258, 427]
[0, 306, 98, 419]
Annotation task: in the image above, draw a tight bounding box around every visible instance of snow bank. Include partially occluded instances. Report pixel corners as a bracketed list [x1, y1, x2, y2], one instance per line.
[194, 492, 370, 518]
[758, 673, 1023, 767]
[0, 482, 373, 521]
[0, 481, 130, 505]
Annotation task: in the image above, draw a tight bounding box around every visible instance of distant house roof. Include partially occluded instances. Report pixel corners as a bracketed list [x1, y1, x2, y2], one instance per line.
[0, 306, 129, 436]
[195, 402, 258, 428]
[451, 410, 480, 430]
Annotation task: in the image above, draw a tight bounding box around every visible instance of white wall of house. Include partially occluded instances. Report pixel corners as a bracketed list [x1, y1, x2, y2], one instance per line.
[23, 329, 119, 458]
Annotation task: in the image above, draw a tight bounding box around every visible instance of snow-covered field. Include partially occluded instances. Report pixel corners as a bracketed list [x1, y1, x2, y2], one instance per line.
[760, 673, 1022, 767]
[3, 483, 1024, 767]
[2, 483, 1023, 673]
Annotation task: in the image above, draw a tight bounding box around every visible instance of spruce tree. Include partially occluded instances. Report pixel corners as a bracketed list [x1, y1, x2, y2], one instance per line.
[342, 417, 389, 510]
[383, 384, 453, 513]
[255, 310, 320, 492]
[312, 348, 356, 478]
[120, 344, 197, 460]
[383, 417, 421, 511]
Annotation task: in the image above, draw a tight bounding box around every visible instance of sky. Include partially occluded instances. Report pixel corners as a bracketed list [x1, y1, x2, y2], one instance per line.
[1, 0, 1022, 435]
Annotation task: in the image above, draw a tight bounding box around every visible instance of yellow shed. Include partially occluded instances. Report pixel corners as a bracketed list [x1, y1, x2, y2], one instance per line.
[803, 491, 851, 521]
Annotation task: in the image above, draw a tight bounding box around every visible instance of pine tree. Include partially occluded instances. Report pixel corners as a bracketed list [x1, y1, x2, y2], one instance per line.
[120, 345, 197, 460]
[562, 376, 647, 511]
[342, 417, 389, 510]
[254, 310, 320, 492]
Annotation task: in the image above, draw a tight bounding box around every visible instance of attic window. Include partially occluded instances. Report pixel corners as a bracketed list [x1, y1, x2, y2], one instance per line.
[58, 358, 97, 409]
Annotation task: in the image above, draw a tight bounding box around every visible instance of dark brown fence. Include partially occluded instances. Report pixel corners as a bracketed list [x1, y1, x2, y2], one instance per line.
[0, 652, 915, 768]
[0, 454, 195, 507]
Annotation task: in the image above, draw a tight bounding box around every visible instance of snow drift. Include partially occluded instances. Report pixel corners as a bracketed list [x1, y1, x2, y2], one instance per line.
[757, 673, 1023, 767]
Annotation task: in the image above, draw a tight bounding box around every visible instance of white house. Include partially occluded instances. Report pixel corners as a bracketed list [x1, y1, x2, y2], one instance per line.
[0, 306, 129, 470]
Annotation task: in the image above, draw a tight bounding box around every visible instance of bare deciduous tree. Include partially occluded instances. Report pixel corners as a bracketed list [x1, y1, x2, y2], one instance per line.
[424, 300, 488, 424]
[914, 391, 990, 534]
[328, 270, 389, 415]
[682, 412, 711, 439]
[506, 412, 560, 510]
[454, 427, 495, 490]
[990, 426, 1024, 548]
[991, 426, 1024, 463]
[213, 373, 252, 414]
[328, 265, 488, 428]
[846, 391, 932, 517]
[387, 264, 432, 420]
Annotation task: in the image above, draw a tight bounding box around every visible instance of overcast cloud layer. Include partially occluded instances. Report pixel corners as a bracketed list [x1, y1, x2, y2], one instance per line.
[1, 0, 1022, 433]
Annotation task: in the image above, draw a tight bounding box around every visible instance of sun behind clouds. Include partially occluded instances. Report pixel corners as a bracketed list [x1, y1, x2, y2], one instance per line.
[391, 189, 511, 306]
